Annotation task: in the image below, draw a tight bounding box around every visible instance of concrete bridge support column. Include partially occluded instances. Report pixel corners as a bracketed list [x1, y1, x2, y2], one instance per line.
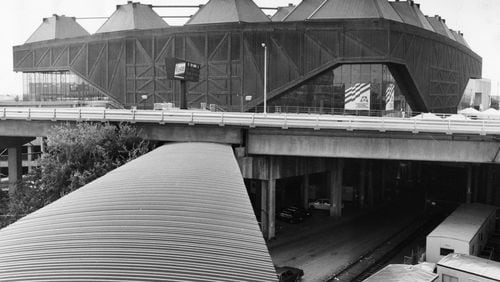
[8, 146, 22, 195]
[329, 159, 343, 218]
[486, 166, 494, 205]
[261, 179, 276, 240]
[301, 174, 309, 210]
[466, 165, 472, 203]
[367, 161, 374, 208]
[359, 160, 367, 209]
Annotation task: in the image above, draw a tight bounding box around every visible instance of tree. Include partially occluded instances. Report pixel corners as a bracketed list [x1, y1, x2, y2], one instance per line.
[7, 122, 154, 220]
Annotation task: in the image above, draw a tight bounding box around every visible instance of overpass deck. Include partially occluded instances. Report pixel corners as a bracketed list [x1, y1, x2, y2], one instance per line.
[1, 107, 499, 136]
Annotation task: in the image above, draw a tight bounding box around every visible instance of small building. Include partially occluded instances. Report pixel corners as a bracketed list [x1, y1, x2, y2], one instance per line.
[426, 203, 497, 263]
[363, 264, 438, 282]
[437, 253, 500, 282]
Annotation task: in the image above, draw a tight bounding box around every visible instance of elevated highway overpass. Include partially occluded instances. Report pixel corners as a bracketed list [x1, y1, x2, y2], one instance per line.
[1, 108, 499, 239]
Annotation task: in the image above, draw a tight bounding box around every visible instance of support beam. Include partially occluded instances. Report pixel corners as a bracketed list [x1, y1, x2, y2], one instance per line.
[367, 161, 374, 207]
[8, 146, 22, 195]
[301, 174, 309, 210]
[486, 166, 494, 205]
[359, 160, 367, 209]
[329, 159, 343, 218]
[260, 157, 276, 240]
[466, 165, 472, 203]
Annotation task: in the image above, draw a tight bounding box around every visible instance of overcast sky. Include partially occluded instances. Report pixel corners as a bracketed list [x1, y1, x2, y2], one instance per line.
[1, 0, 499, 96]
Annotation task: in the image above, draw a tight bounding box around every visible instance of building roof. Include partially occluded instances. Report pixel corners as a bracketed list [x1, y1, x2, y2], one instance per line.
[271, 4, 296, 21]
[282, 0, 324, 21]
[364, 264, 438, 282]
[307, 0, 403, 22]
[0, 143, 277, 281]
[426, 16, 456, 41]
[427, 203, 497, 243]
[450, 29, 471, 48]
[186, 0, 270, 25]
[438, 253, 500, 280]
[390, 0, 434, 32]
[96, 1, 168, 34]
[25, 15, 89, 44]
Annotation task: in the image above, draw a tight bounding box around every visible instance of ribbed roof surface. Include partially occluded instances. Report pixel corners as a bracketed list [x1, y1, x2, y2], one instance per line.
[426, 16, 456, 41]
[450, 29, 471, 48]
[186, 0, 270, 25]
[271, 4, 296, 21]
[283, 0, 323, 21]
[0, 143, 277, 282]
[427, 203, 496, 243]
[364, 264, 438, 282]
[96, 1, 168, 34]
[308, 0, 403, 22]
[25, 15, 89, 44]
[438, 254, 500, 280]
[390, 1, 434, 31]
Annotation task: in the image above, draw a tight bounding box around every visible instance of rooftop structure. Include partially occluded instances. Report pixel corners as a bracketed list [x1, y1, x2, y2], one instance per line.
[186, 0, 270, 25]
[426, 15, 456, 41]
[96, 1, 168, 34]
[438, 253, 500, 280]
[307, 0, 403, 22]
[271, 4, 295, 21]
[26, 15, 89, 44]
[390, 0, 434, 31]
[364, 264, 438, 282]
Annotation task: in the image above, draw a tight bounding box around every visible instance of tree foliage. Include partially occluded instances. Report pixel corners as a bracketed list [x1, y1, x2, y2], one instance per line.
[7, 122, 153, 219]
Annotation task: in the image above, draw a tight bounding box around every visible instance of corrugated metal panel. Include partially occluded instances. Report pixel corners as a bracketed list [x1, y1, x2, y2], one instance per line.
[26, 15, 89, 44]
[391, 1, 434, 32]
[438, 254, 500, 280]
[271, 4, 296, 21]
[364, 264, 438, 282]
[96, 2, 168, 34]
[283, 0, 324, 21]
[186, 0, 270, 25]
[0, 143, 277, 282]
[427, 203, 496, 243]
[309, 0, 402, 22]
[426, 16, 456, 41]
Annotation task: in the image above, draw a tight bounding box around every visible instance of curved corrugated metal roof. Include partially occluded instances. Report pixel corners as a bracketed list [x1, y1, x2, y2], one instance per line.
[96, 2, 168, 34]
[26, 15, 89, 44]
[308, 0, 403, 22]
[186, 0, 270, 25]
[365, 264, 438, 282]
[390, 1, 434, 32]
[271, 4, 296, 21]
[0, 143, 277, 282]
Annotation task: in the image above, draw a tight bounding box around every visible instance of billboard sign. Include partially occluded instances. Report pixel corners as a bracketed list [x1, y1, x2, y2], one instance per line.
[345, 83, 371, 110]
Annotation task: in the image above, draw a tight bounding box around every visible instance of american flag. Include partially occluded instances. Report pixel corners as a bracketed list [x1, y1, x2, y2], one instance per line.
[385, 83, 395, 111]
[345, 83, 370, 110]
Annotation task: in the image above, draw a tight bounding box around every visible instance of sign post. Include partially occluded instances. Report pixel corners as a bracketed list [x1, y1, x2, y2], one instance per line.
[165, 58, 201, 110]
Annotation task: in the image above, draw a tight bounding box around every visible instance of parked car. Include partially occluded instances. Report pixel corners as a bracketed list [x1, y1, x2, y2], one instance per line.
[278, 206, 309, 223]
[308, 198, 331, 210]
[276, 266, 304, 282]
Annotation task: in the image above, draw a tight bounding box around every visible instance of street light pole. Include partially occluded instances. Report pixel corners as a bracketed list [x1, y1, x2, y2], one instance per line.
[261, 43, 267, 114]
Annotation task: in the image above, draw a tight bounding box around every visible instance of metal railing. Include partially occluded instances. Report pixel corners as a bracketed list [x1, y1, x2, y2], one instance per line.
[0, 107, 499, 136]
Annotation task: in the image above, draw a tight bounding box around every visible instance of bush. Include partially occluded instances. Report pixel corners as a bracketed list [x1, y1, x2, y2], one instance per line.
[6, 122, 154, 221]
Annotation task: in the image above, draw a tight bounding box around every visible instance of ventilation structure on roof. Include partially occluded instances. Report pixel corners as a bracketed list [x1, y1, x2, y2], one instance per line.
[186, 0, 270, 25]
[96, 1, 168, 34]
[307, 0, 403, 22]
[426, 15, 456, 41]
[450, 29, 470, 48]
[271, 4, 296, 21]
[282, 0, 324, 21]
[25, 15, 90, 44]
[390, 0, 434, 32]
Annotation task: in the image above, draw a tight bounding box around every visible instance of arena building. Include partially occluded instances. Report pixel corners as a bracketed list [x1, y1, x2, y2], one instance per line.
[12, 0, 482, 114]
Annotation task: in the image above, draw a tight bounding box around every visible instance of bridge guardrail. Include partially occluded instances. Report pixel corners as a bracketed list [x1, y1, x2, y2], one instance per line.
[1, 107, 499, 136]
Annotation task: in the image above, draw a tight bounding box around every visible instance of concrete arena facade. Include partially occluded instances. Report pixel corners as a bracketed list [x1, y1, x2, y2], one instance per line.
[13, 18, 482, 113]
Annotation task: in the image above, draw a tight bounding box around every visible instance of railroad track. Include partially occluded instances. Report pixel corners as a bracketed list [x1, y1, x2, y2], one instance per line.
[328, 207, 449, 281]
